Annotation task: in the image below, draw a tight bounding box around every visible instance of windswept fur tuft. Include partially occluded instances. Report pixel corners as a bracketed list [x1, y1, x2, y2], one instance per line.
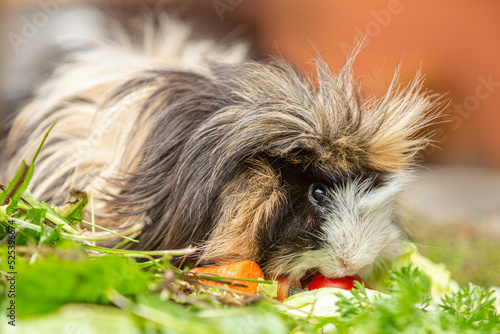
[0, 17, 441, 279]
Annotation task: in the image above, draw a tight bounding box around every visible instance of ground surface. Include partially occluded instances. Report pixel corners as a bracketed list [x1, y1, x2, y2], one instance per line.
[401, 164, 500, 286]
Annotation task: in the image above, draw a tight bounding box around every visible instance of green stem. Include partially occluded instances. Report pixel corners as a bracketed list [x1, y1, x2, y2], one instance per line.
[45, 211, 79, 234]
[2, 217, 135, 242]
[80, 220, 140, 243]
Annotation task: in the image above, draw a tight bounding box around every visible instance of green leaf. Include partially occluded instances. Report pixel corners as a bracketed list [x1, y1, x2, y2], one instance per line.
[386, 265, 432, 305]
[0, 121, 56, 214]
[15, 255, 150, 317]
[2, 304, 142, 334]
[0, 205, 7, 224]
[440, 283, 499, 330]
[54, 191, 88, 224]
[21, 190, 79, 233]
[132, 293, 218, 334]
[203, 301, 290, 334]
[0, 161, 34, 216]
[24, 206, 63, 246]
[26, 207, 47, 226]
[39, 224, 63, 246]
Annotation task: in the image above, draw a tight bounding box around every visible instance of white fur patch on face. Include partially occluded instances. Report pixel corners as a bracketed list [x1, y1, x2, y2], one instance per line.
[287, 172, 411, 281]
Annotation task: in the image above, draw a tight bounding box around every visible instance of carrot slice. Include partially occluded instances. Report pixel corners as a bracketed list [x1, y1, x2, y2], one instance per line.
[274, 276, 291, 301]
[190, 260, 265, 293]
[270, 275, 302, 301]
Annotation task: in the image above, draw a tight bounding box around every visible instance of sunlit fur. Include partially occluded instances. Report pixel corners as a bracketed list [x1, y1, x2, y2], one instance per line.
[0, 17, 440, 280]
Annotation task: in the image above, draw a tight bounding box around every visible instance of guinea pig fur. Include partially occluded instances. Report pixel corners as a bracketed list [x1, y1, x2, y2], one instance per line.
[0, 17, 440, 281]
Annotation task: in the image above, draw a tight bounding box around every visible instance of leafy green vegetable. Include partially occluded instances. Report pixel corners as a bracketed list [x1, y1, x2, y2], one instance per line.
[440, 283, 499, 331]
[386, 265, 432, 306]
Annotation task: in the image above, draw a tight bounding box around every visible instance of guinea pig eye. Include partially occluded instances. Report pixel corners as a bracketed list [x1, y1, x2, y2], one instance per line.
[308, 183, 327, 206]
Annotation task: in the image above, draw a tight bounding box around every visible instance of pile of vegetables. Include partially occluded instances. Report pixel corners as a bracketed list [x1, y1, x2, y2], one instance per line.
[1, 124, 499, 333]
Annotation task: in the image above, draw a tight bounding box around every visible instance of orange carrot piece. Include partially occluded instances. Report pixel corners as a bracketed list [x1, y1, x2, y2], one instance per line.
[190, 260, 265, 293]
[273, 275, 301, 302]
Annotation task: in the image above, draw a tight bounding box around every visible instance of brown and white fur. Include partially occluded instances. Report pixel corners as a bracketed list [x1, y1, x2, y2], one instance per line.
[0, 17, 440, 281]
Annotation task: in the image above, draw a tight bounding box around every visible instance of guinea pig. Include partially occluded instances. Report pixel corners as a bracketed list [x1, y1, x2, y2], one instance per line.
[0, 17, 440, 281]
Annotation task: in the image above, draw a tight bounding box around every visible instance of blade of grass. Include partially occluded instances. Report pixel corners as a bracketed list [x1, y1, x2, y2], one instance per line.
[90, 191, 96, 246]
[31, 120, 57, 165]
[80, 220, 140, 243]
[83, 244, 197, 258]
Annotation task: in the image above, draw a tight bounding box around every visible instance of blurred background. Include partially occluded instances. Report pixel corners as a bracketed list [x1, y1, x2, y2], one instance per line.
[1, 0, 499, 286]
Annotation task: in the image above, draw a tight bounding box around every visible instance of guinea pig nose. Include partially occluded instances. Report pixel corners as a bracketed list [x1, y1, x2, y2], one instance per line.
[339, 258, 351, 270]
[339, 257, 363, 274]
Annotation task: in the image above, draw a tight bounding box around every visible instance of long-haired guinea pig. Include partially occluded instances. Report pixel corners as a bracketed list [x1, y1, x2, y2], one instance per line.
[0, 17, 440, 281]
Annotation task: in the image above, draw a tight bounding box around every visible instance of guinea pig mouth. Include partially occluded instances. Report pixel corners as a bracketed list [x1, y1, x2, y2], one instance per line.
[299, 270, 317, 288]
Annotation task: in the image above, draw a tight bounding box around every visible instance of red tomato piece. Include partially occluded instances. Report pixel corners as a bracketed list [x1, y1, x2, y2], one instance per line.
[307, 273, 370, 291]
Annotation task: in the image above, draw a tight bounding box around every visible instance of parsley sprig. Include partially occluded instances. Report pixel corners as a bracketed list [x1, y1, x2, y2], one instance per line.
[328, 266, 499, 333]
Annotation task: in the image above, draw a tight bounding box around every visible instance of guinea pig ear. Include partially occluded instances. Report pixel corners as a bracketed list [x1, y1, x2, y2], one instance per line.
[265, 138, 320, 161]
[361, 69, 445, 171]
